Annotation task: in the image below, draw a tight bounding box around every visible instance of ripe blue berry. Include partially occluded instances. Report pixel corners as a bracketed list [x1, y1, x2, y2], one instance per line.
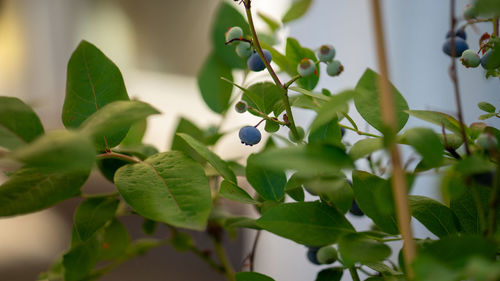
[446, 29, 467, 40]
[247, 49, 272, 72]
[317, 44, 336, 62]
[349, 200, 364, 216]
[235, 100, 248, 113]
[442, 37, 469, 57]
[306, 247, 321, 265]
[289, 126, 305, 143]
[316, 246, 338, 264]
[460, 50, 480, 68]
[297, 58, 316, 77]
[239, 126, 261, 146]
[236, 41, 253, 59]
[480, 50, 500, 70]
[326, 60, 344, 76]
[225, 26, 243, 43]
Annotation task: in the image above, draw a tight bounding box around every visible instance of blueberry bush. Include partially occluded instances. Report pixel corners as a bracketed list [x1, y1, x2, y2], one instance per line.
[1, 0, 500, 280]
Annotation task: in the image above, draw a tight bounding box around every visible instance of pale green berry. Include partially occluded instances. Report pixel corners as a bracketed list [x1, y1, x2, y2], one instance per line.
[236, 41, 253, 58]
[326, 60, 344, 76]
[265, 120, 280, 133]
[316, 246, 338, 264]
[297, 58, 316, 77]
[463, 5, 477, 20]
[289, 126, 305, 143]
[317, 44, 336, 62]
[225, 26, 243, 43]
[460, 49, 480, 68]
[476, 133, 498, 150]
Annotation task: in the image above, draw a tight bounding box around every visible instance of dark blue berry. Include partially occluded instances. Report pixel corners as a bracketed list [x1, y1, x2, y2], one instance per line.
[306, 247, 321, 265]
[247, 49, 272, 72]
[349, 200, 364, 216]
[472, 171, 494, 186]
[239, 126, 261, 146]
[442, 37, 469, 57]
[340, 127, 345, 137]
[446, 29, 467, 40]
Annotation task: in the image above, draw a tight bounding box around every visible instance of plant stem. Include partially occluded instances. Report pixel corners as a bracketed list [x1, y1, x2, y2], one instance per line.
[284, 74, 301, 89]
[338, 123, 381, 138]
[243, 0, 300, 139]
[96, 152, 141, 163]
[493, 16, 499, 36]
[212, 237, 236, 281]
[349, 267, 361, 281]
[449, 0, 471, 155]
[189, 246, 225, 273]
[249, 230, 261, 271]
[370, 1, 416, 279]
[248, 106, 288, 125]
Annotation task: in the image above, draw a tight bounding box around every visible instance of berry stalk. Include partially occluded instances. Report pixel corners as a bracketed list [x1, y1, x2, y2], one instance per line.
[243, 0, 300, 139]
[370, 0, 416, 279]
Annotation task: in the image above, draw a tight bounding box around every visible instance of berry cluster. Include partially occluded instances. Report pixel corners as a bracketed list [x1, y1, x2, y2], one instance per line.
[225, 26, 273, 72]
[296, 44, 344, 78]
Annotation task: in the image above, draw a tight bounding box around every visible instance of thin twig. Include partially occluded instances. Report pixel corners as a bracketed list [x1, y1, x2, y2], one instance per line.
[96, 152, 141, 163]
[371, 1, 416, 279]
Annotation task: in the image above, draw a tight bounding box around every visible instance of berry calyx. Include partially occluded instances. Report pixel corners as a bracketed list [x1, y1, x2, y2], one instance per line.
[316, 246, 338, 264]
[326, 60, 344, 76]
[225, 26, 243, 44]
[289, 126, 305, 143]
[235, 100, 248, 113]
[236, 41, 253, 59]
[247, 49, 273, 72]
[239, 126, 261, 146]
[297, 58, 316, 77]
[460, 49, 480, 68]
[317, 44, 336, 62]
[442, 37, 469, 57]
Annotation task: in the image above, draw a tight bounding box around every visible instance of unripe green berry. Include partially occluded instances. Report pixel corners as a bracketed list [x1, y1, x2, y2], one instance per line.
[236, 41, 253, 59]
[297, 58, 316, 77]
[225, 26, 243, 44]
[476, 133, 498, 150]
[460, 49, 480, 68]
[326, 60, 344, 76]
[235, 100, 248, 113]
[316, 246, 338, 264]
[289, 126, 305, 143]
[463, 5, 477, 20]
[317, 44, 336, 62]
[481, 50, 500, 70]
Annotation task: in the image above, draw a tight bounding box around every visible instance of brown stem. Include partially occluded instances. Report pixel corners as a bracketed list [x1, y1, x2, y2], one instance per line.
[371, 1, 416, 279]
[449, 0, 471, 155]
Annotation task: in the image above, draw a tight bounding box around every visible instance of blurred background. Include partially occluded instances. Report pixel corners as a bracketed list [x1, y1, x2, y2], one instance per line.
[0, 0, 499, 280]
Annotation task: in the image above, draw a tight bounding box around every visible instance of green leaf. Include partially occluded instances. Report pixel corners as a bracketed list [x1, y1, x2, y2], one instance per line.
[473, 0, 500, 17]
[400, 128, 443, 168]
[120, 119, 147, 146]
[100, 218, 130, 260]
[354, 69, 409, 133]
[252, 144, 353, 176]
[477, 102, 496, 113]
[454, 154, 495, 176]
[171, 117, 206, 162]
[211, 2, 250, 69]
[349, 138, 383, 160]
[256, 201, 354, 246]
[479, 113, 498, 121]
[63, 40, 130, 150]
[289, 86, 330, 101]
[0, 166, 89, 217]
[258, 12, 280, 32]
[79, 100, 160, 147]
[413, 255, 460, 281]
[235, 272, 275, 281]
[115, 151, 212, 230]
[0, 96, 44, 150]
[63, 233, 100, 281]
[141, 219, 158, 236]
[11, 130, 95, 172]
[406, 110, 466, 136]
[285, 37, 319, 90]
[74, 195, 120, 242]
[282, 0, 313, 23]
[408, 195, 460, 238]
[352, 170, 399, 234]
[315, 267, 343, 281]
[198, 53, 234, 114]
[170, 231, 194, 252]
[224, 216, 262, 230]
[242, 82, 282, 115]
[312, 178, 354, 214]
[177, 133, 236, 184]
[246, 153, 286, 201]
[284, 172, 305, 202]
[219, 180, 259, 205]
[338, 233, 391, 266]
[310, 90, 357, 132]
